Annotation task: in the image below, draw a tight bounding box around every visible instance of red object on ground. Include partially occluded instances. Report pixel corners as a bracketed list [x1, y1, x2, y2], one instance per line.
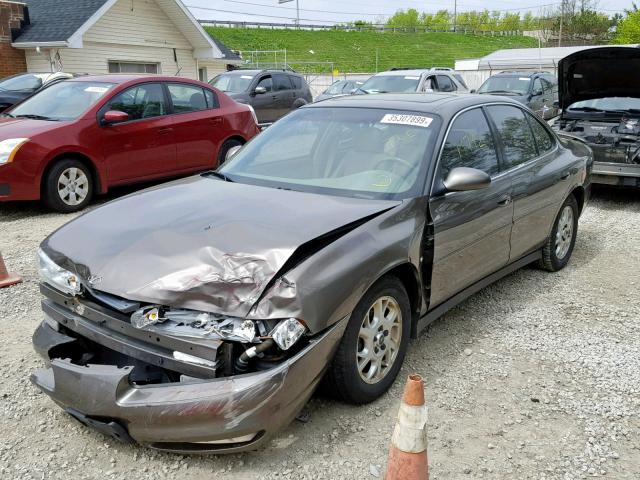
[0, 252, 22, 288]
[0, 74, 259, 206]
[385, 374, 429, 480]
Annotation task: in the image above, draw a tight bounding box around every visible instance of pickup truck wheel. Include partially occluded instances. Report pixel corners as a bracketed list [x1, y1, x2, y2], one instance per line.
[325, 276, 411, 404]
[217, 139, 243, 166]
[43, 159, 93, 213]
[538, 195, 578, 271]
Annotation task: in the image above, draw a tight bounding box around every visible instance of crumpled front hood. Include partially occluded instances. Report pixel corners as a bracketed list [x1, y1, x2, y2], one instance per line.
[42, 176, 399, 317]
[558, 46, 640, 110]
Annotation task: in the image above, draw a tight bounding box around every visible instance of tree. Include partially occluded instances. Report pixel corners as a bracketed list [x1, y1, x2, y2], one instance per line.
[615, 10, 640, 43]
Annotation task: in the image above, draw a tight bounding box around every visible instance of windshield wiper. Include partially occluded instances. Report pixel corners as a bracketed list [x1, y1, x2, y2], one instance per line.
[485, 90, 521, 95]
[206, 171, 234, 182]
[568, 106, 604, 112]
[1, 112, 14, 118]
[355, 87, 369, 94]
[15, 114, 58, 121]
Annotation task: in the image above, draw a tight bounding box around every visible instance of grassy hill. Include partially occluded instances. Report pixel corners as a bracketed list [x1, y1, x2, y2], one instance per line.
[204, 27, 538, 73]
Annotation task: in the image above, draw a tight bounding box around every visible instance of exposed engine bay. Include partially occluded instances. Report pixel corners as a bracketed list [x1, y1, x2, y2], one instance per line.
[556, 116, 640, 165]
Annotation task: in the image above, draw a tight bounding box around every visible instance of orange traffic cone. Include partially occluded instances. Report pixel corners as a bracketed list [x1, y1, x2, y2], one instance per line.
[0, 252, 22, 288]
[385, 374, 429, 480]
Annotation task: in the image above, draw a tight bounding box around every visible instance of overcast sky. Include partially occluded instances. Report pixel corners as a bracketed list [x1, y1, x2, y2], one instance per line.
[186, 0, 635, 25]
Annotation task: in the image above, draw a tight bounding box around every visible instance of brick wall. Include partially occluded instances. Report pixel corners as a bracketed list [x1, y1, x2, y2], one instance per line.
[0, 1, 27, 77]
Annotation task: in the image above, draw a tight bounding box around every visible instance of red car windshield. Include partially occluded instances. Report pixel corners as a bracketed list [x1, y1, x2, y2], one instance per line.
[8, 81, 115, 121]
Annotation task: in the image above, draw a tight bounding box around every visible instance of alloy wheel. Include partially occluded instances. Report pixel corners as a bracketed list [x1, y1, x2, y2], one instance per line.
[555, 205, 574, 260]
[356, 296, 402, 384]
[57, 167, 89, 206]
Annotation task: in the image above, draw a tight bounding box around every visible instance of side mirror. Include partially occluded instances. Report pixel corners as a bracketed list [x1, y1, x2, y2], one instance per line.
[532, 89, 543, 97]
[553, 100, 560, 108]
[443, 167, 491, 192]
[225, 145, 242, 161]
[470, 89, 477, 94]
[254, 86, 267, 95]
[103, 110, 129, 125]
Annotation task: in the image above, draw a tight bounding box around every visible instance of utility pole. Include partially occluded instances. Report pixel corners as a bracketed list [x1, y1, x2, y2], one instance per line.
[296, 0, 300, 28]
[558, 0, 564, 47]
[453, 0, 457, 32]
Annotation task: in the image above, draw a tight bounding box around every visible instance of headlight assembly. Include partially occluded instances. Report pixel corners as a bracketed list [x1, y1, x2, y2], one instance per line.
[0, 138, 28, 165]
[37, 248, 82, 296]
[270, 318, 307, 351]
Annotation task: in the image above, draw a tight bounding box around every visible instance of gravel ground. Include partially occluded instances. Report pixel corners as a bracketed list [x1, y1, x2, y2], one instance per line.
[0, 185, 638, 480]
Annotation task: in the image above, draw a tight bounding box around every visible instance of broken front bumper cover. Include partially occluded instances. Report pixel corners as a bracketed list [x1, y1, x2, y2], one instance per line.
[31, 296, 348, 453]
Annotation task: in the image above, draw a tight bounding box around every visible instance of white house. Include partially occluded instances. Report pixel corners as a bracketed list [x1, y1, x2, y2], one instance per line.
[8, 0, 241, 81]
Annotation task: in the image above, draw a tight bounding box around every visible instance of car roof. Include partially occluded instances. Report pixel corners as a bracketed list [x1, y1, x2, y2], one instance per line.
[305, 93, 523, 117]
[373, 69, 459, 77]
[493, 71, 552, 77]
[66, 74, 209, 85]
[217, 69, 300, 76]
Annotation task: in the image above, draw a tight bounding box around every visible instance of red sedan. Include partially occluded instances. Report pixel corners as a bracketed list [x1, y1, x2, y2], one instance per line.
[0, 75, 259, 212]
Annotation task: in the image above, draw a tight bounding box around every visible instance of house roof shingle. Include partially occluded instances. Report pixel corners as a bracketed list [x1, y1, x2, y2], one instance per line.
[14, 0, 240, 61]
[16, 0, 109, 43]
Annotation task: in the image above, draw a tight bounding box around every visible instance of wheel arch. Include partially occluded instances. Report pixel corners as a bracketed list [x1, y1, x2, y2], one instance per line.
[380, 262, 422, 330]
[41, 152, 103, 196]
[570, 185, 585, 215]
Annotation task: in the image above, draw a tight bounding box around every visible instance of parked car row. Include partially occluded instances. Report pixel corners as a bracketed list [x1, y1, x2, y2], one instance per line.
[3, 45, 639, 454]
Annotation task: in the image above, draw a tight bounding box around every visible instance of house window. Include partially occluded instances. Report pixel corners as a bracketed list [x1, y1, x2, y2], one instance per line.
[108, 61, 160, 74]
[198, 67, 207, 82]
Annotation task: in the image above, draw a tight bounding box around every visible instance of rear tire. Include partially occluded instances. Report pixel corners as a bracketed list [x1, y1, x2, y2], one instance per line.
[325, 276, 411, 404]
[538, 195, 578, 272]
[43, 159, 93, 213]
[217, 138, 244, 166]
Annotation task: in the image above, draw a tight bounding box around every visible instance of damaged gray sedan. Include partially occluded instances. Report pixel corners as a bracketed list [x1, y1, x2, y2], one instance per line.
[32, 94, 591, 453]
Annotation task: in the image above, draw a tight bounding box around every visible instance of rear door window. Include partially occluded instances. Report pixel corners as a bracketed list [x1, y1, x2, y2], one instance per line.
[486, 105, 538, 169]
[107, 83, 166, 120]
[273, 74, 293, 91]
[440, 107, 499, 177]
[526, 112, 556, 154]
[203, 88, 219, 109]
[167, 83, 208, 113]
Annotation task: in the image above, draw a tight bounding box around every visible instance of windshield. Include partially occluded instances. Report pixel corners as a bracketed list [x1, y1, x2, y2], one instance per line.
[324, 81, 347, 95]
[210, 73, 254, 93]
[0, 73, 44, 92]
[567, 97, 640, 113]
[360, 75, 421, 94]
[219, 107, 440, 200]
[478, 76, 530, 95]
[8, 81, 114, 121]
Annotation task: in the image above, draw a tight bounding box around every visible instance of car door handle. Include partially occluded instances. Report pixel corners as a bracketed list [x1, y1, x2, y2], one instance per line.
[561, 172, 570, 180]
[158, 127, 173, 135]
[497, 195, 512, 206]
[210, 117, 222, 126]
[272, 95, 278, 100]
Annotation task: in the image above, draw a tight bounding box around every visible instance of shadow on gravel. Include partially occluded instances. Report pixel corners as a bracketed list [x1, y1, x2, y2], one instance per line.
[590, 185, 640, 210]
[0, 178, 183, 222]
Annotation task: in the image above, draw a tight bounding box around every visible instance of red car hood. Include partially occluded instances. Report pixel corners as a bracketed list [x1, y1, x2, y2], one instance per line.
[0, 117, 68, 139]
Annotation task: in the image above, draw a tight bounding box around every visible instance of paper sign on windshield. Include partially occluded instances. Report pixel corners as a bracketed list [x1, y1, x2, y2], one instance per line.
[381, 114, 433, 128]
[404, 76, 420, 80]
[84, 86, 108, 93]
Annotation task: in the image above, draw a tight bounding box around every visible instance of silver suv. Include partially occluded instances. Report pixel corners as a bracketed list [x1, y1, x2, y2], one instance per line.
[357, 68, 469, 95]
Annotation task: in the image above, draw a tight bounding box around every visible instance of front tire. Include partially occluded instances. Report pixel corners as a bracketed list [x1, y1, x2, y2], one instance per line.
[43, 159, 93, 213]
[325, 276, 411, 404]
[538, 195, 579, 271]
